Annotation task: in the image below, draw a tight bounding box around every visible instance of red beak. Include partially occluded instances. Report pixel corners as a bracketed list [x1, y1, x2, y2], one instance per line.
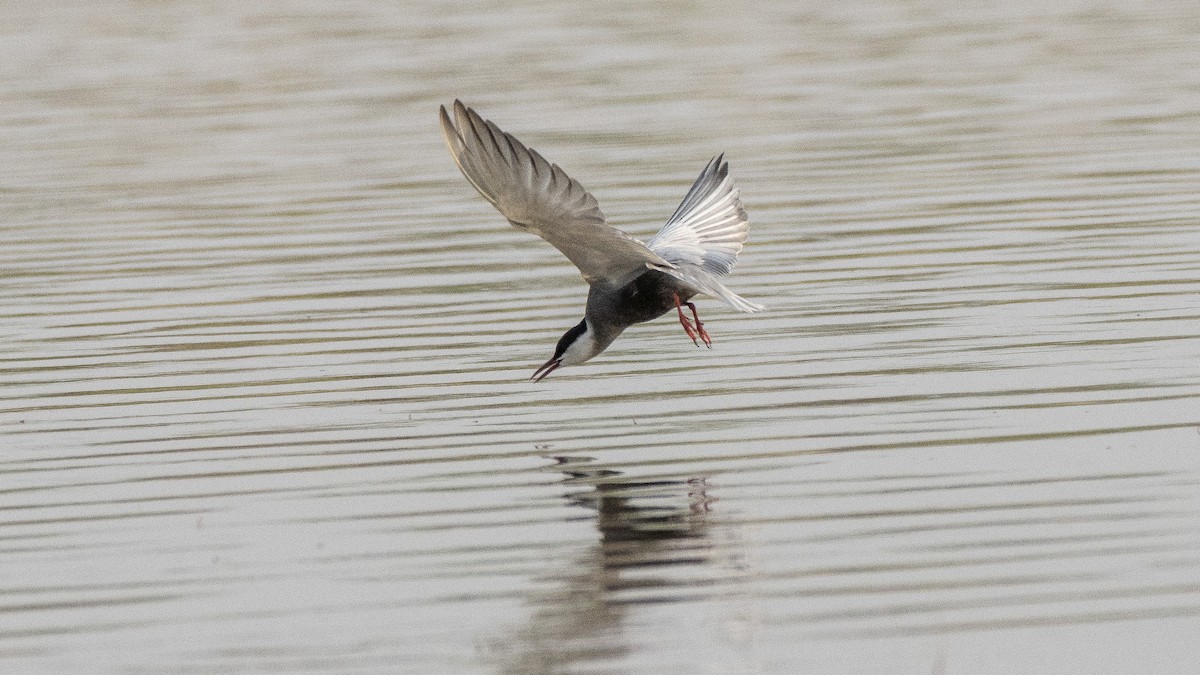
[531, 358, 561, 382]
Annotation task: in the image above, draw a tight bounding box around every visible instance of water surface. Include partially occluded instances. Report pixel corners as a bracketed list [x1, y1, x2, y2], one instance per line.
[3, 1, 1200, 673]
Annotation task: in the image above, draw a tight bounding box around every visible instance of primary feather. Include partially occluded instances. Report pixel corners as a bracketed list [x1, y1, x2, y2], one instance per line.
[648, 154, 750, 278]
[439, 100, 673, 289]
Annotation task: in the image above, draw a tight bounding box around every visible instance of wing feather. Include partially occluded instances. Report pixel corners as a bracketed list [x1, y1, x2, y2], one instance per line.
[439, 101, 672, 287]
[647, 155, 750, 277]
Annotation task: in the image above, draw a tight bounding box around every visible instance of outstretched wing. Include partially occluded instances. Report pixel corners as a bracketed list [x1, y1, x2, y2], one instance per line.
[647, 155, 749, 277]
[439, 100, 674, 288]
[648, 155, 762, 312]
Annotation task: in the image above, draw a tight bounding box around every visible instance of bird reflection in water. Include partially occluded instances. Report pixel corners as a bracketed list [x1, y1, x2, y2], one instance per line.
[555, 454, 717, 553]
[485, 456, 755, 674]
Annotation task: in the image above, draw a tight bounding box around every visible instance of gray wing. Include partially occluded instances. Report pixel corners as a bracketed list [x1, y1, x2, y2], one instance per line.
[647, 154, 750, 276]
[439, 100, 674, 288]
[648, 155, 763, 313]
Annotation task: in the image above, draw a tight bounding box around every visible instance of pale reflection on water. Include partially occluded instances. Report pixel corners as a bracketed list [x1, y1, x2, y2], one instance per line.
[490, 458, 750, 673]
[4, 0, 1200, 673]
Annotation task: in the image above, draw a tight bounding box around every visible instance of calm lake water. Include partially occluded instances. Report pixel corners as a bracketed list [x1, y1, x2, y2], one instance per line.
[4, 1, 1200, 673]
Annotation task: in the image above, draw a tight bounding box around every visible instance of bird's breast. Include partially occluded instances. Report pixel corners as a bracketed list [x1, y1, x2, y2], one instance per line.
[588, 270, 695, 329]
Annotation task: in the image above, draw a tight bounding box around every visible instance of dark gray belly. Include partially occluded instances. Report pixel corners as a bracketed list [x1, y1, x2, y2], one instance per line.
[589, 270, 695, 328]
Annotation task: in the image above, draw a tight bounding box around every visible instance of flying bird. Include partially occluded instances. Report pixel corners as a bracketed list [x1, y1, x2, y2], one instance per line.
[439, 100, 761, 381]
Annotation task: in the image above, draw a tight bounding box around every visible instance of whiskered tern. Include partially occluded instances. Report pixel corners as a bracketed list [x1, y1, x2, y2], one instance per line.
[439, 100, 761, 381]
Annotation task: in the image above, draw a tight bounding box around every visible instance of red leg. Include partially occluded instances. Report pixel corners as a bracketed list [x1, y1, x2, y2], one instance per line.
[673, 292, 699, 346]
[672, 293, 711, 348]
[685, 301, 712, 348]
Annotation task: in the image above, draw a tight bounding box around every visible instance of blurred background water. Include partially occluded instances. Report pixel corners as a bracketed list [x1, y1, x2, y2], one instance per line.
[3, 1, 1200, 672]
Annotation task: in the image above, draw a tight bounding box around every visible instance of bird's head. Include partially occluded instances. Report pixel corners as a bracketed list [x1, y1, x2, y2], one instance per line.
[531, 319, 602, 382]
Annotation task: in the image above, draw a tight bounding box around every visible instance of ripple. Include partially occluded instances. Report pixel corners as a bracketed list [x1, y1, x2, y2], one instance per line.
[4, 1, 1200, 673]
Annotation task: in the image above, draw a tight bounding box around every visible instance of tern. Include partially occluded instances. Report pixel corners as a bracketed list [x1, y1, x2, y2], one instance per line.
[439, 100, 762, 381]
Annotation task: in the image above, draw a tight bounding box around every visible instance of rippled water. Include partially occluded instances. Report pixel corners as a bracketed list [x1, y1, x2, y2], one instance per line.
[4, 1, 1200, 673]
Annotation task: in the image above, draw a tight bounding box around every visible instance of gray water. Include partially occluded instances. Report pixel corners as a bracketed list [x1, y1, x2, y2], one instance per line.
[4, 1, 1200, 673]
